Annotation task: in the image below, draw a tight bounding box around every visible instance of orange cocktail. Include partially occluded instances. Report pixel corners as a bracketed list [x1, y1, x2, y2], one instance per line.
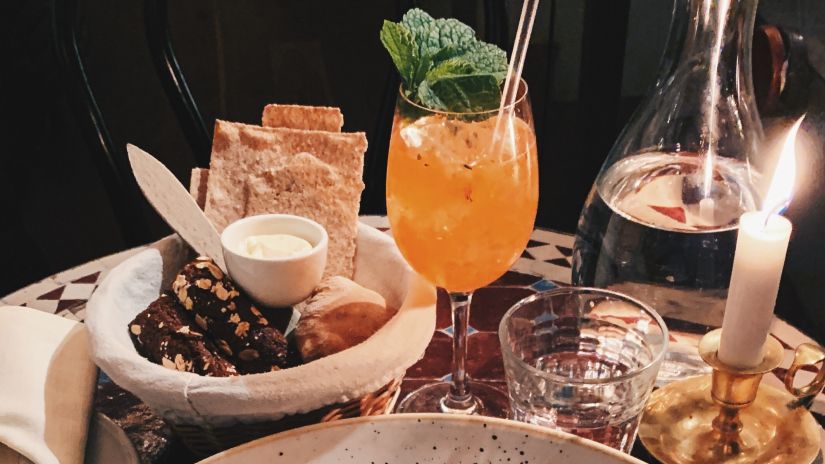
[387, 110, 538, 293]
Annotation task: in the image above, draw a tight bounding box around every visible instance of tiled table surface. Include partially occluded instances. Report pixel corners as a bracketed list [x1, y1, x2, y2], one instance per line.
[3, 215, 824, 463]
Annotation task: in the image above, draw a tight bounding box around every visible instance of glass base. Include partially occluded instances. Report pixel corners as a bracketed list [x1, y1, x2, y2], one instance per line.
[655, 350, 712, 386]
[396, 381, 510, 418]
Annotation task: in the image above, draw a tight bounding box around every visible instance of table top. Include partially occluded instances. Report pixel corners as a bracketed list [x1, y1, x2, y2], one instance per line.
[2, 215, 823, 463]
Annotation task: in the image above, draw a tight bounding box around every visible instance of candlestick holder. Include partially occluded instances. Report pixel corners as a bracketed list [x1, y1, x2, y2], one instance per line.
[638, 329, 825, 464]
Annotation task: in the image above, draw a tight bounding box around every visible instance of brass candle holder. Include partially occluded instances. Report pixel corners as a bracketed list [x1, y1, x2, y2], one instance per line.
[639, 329, 825, 464]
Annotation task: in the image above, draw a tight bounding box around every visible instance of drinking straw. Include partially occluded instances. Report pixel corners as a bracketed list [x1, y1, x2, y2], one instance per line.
[491, 0, 541, 153]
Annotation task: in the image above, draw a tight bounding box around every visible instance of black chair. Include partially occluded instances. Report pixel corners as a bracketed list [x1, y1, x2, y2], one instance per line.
[142, 0, 509, 215]
[50, 0, 153, 246]
[143, 0, 211, 167]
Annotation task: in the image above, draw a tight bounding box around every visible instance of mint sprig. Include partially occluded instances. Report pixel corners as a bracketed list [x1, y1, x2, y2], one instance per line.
[380, 8, 509, 113]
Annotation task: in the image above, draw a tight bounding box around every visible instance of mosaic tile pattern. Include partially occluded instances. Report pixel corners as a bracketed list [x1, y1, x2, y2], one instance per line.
[2, 216, 823, 463]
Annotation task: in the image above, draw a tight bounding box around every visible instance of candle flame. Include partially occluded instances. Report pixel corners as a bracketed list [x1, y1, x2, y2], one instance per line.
[762, 116, 804, 216]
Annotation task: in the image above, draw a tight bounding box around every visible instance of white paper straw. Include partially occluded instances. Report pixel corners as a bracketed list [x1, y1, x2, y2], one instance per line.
[491, 0, 540, 154]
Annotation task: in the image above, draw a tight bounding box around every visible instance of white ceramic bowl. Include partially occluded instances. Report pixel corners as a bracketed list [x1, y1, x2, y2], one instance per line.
[197, 414, 644, 464]
[220, 214, 328, 307]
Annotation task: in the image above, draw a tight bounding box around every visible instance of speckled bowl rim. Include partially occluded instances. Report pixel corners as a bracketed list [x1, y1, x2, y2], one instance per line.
[197, 413, 644, 464]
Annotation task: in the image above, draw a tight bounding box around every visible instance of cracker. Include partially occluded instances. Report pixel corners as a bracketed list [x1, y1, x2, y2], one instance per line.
[261, 104, 343, 132]
[193, 104, 339, 207]
[204, 120, 367, 277]
[189, 167, 209, 209]
[245, 153, 360, 278]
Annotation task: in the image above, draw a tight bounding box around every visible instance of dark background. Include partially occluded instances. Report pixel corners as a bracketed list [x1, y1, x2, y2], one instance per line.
[1, 0, 823, 341]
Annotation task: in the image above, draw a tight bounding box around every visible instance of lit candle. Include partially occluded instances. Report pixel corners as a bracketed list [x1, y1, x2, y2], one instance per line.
[717, 117, 804, 369]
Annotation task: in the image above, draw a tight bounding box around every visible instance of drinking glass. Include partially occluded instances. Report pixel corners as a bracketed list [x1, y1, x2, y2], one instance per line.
[387, 79, 538, 417]
[499, 287, 668, 453]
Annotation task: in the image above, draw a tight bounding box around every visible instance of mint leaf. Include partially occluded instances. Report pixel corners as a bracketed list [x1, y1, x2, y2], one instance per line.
[381, 8, 510, 114]
[402, 9, 476, 59]
[417, 80, 447, 111]
[429, 74, 502, 113]
[425, 57, 476, 82]
[411, 52, 434, 92]
[421, 18, 477, 56]
[460, 42, 508, 77]
[431, 45, 464, 63]
[379, 20, 417, 88]
[400, 8, 435, 36]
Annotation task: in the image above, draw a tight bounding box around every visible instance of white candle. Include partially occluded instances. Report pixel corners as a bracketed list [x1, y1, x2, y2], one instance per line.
[717, 212, 791, 368]
[717, 117, 804, 369]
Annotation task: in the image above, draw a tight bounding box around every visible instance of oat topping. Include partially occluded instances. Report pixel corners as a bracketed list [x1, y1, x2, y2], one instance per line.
[194, 258, 224, 280]
[174, 353, 186, 371]
[235, 321, 250, 338]
[213, 282, 231, 301]
[194, 314, 208, 329]
[173, 274, 187, 291]
[130, 324, 142, 335]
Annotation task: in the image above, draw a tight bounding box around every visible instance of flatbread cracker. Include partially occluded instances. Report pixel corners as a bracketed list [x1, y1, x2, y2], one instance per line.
[189, 167, 209, 209]
[193, 104, 342, 207]
[204, 120, 367, 278]
[245, 153, 359, 278]
[261, 104, 344, 132]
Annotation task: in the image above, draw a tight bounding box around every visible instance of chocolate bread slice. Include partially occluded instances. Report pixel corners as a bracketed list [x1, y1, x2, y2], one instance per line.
[128, 294, 238, 377]
[171, 257, 289, 373]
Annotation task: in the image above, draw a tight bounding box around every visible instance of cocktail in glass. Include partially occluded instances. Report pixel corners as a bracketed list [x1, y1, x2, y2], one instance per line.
[387, 80, 538, 417]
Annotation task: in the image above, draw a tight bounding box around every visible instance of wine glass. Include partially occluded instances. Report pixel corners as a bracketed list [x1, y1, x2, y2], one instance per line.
[386, 79, 538, 417]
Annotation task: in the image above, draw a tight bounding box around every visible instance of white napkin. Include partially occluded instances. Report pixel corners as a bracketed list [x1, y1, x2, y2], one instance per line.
[0, 306, 97, 464]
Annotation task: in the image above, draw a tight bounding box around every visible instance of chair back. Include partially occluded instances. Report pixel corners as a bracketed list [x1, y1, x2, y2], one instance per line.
[51, 0, 152, 246]
[142, 0, 509, 215]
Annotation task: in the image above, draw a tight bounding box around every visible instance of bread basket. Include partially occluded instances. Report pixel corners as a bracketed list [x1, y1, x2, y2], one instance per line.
[85, 223, 436, 456]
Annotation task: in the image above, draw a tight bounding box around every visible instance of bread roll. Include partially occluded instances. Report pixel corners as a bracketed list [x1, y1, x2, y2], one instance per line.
[295, 277, 396, 362]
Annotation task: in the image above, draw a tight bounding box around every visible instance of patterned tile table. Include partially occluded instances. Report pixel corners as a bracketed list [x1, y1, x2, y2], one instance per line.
[2, 216, 823, 463]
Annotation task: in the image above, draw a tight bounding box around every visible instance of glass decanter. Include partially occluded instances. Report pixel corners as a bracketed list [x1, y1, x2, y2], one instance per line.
[573, 0, 764, 383]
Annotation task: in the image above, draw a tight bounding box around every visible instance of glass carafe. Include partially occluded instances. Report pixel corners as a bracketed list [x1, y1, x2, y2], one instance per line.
[572, 0, 763, 383]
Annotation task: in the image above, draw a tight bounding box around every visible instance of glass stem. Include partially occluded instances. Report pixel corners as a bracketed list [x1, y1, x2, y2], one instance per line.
[444, 291, 475, 412]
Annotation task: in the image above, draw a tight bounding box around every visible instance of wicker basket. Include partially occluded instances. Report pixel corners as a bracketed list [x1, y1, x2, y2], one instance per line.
[86, 227, 436, 457]
[172, 378, 402, 456]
